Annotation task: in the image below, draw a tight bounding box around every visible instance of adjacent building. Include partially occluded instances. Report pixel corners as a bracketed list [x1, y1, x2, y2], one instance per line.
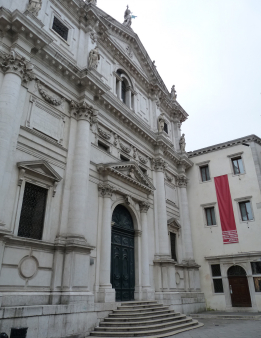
[187, 135, 261, 311]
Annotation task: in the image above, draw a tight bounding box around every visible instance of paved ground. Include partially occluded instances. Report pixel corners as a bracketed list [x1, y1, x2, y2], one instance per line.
[171, 318, 261, 338]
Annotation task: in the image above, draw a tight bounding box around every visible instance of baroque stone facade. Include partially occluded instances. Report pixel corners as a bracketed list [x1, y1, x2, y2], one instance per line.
[0, 1, 205, 337]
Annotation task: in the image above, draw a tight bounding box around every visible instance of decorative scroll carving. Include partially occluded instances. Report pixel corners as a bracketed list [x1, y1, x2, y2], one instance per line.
[165, 172, 173, 182]
[98, 183, 114, 198]
[98, 126, 111, 140]
[125, 195, 132, 205]
[27, 0, 42, 16]
[120, 141, 131, 154]
[139, 155, 148, 165]
[177, 175, 188, 188]
[0, 49, 35, 82]
[139, 201, 150, 213]
[70, 100, 99, 124]
[37, 81, 65, 106]
[114, 134, 119, 146]
[152, 158, 168, 172]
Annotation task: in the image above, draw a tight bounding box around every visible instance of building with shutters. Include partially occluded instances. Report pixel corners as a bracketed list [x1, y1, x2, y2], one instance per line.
[0, 0, 205, 337]
[187, 135, 261, 311]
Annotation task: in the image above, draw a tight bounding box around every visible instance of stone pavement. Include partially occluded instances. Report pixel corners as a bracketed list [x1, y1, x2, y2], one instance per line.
[171, 318, 261, 338]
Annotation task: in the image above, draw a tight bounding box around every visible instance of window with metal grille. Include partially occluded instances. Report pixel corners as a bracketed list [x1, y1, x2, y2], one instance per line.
[239, 201, 253, 221]
[18, 182, 48, 240]
[251, 262, 261, 275]
[205, 207, 216, 226]
[200, 165, 210, 182]
[164, 122, 168, 134]
[211, 264, 224, 293]
[232, 157, 244, 175]
[10, 327, 28, 338]
[170, 232, 177, 261]
[52, 17, 69, 41]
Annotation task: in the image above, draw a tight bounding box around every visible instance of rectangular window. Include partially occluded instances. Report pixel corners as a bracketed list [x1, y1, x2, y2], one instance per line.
[200, 165, 210, 182]
[18, 182, 48, 240]
[232, 157, 244, 175]
[164, 122, 168, 134]
[98, 140, 109, 152]
[52, 17, 69, 41]
[251, 262, 261, 275]
[239, 201, 253, 221]
[170, 232, 177, 261]
[211, 264, 224, 293]
[205, 207, 216, 226]
[254, 277, 261, 292]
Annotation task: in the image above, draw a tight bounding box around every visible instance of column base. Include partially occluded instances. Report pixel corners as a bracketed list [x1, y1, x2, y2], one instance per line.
[142, 287, 155, 301]
[98, 286, 116, 303]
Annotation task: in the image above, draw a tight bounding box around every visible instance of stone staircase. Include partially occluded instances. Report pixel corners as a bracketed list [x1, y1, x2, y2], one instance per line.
[90, 301, 203, 337]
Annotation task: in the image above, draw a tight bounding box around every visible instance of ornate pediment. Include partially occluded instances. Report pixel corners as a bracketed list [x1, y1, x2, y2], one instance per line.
[97, 161, 155, 194]
[17, 160, 62, 183]
[168, 218, 181, 233]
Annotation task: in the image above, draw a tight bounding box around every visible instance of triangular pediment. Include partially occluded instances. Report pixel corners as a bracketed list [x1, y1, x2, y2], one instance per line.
[168, 218, 181, 232]
[17, 160, 62, 182]
[97, 161, 155, 193]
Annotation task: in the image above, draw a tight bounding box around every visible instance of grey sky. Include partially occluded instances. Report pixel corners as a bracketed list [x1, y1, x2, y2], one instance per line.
[97, 0, 261, 151]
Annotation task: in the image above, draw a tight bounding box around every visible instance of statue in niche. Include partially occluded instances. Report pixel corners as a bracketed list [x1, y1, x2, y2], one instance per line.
[129, 168, 136, 180]
[123, 5, 132, 27]
[27, 0, 42, 16]
[88, 46, 100, 69]
[158, 113, 166, 132]
[179, 134, 186, 153]
[170, 85, 177, 101]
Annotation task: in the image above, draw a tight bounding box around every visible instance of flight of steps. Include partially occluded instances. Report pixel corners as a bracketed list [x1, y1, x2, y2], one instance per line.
[89, 301, 203, 337]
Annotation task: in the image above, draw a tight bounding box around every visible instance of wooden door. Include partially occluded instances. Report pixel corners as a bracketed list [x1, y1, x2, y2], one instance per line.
[229, 276, 252, 307]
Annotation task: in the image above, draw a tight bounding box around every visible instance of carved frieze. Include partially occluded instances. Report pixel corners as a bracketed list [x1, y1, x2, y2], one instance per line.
[37, 81, 65, 106]
[98, 126, 111, 140]
[120, 141, 131, 154]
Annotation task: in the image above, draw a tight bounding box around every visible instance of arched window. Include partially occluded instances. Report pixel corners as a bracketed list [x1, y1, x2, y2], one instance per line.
[121, 80, 127, 104]
[227, 265, 247, 276]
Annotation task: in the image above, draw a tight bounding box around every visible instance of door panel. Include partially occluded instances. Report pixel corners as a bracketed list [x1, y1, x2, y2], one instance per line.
[229, 276, 252, 307]
[111, 229, 135, 301]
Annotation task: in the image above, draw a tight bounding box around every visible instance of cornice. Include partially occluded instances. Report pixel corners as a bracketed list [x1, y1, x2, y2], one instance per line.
[188, 134, 261, 158]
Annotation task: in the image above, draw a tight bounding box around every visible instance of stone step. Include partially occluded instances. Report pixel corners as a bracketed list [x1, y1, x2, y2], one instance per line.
[104, 312, 182, 322]
[119, 303, 163, 310]
[101, 314, 187, 327]
[110, 308, 173, 317]
[96, 317, 192, 332]
[114, 305, 168, 313]
[90, 320, 201, 337]
[120, 301, 158, 306]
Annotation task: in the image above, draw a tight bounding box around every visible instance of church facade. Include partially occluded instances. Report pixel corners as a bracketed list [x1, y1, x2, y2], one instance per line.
[0, 0, 205, 337]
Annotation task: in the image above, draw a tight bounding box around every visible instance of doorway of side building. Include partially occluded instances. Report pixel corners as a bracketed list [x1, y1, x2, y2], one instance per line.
[228, 265, 252, 307]
[111, 204, 135, 301]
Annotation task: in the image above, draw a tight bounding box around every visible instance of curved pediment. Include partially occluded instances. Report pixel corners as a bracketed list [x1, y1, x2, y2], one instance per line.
[97, 161, 155, 194]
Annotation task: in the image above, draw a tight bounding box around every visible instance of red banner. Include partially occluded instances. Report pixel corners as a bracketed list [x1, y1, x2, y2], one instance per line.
[214, 175, 238, 244]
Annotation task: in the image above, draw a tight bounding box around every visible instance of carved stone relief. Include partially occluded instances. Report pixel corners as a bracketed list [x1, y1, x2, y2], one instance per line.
[119, 141, 131, 154]
[18, 255, 39, 279]
[98, 125, 111, 140]
[126, 45, 133, 58]
[37, 81, 65, 107]
[27, 0, 42, 16]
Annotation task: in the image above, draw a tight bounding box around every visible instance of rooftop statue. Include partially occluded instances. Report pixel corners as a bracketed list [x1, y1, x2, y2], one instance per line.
[27, 0, 42, 16]
[170, 85, 177, 101]
[88, 46, 100, 69]
[123, 5, 132, 28]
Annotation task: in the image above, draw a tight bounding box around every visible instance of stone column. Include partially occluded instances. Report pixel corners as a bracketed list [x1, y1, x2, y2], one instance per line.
[177, 175, 194, 261]
[98, 183, 115, 302]
[153, 158, 170, 258]
[0, 50, 34, 225]
[139, 202, 155, 300]
[67, 102, 97, 239]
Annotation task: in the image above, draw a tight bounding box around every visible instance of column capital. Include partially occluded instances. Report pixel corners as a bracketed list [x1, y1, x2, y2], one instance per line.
[98, 183, 114, 198]
[139, 201, 150, 213]
[151, 157, 168, 172]
[0, 49, 35, 82]
[70, 100, 99, 123]
[177, 175, 188, 188]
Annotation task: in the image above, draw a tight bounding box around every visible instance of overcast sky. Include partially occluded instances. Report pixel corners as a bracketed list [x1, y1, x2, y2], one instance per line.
[97, 0, 261, 151]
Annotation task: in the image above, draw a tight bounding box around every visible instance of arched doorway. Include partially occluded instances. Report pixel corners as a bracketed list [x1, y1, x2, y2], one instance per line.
[111, 205, 135, 301]
[228, 265, 252, 307]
